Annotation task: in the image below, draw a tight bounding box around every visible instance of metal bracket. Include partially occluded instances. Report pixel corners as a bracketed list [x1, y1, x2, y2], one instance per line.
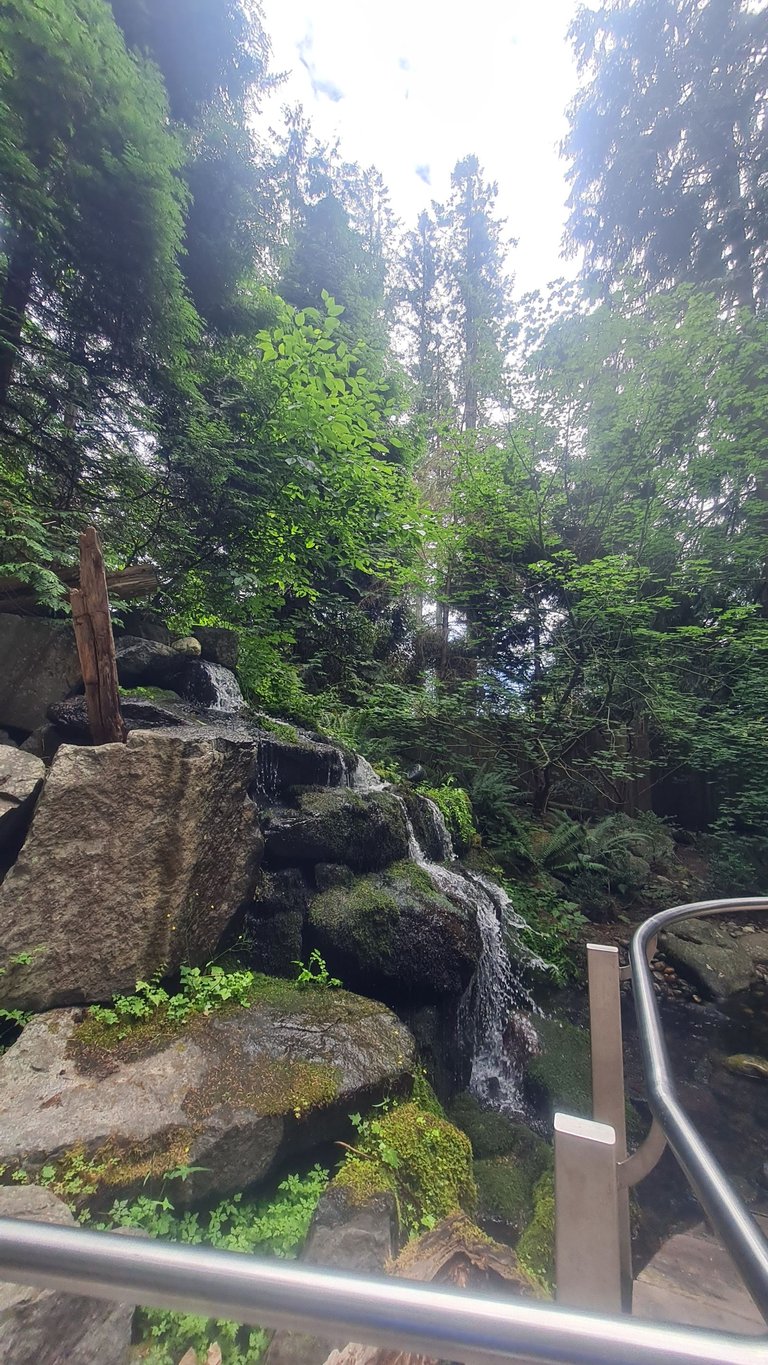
[617, 1118, 667, 1189]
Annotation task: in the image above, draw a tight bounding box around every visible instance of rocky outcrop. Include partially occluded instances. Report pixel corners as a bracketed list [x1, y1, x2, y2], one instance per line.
[307, 862, 481, 1003]
[263, 1185, 398, 1365]
[0, 1186, 134, 1364]
[48, 695, 191, 742]
[0, 990, 415, 1204]
[264, 790, 410, 873]
[0, 732, 263, 1011]
[114, 635, 185, 690]
[243, 868, 309, 976]
[661, 919, 768, 1000]
[253, 737, 353, 800]
[0, 750, 44, 853]
[0, 615, 81, 733]
[192, 627, 239, 670]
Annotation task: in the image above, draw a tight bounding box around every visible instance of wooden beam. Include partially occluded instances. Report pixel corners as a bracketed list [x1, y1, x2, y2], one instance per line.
[0, 562, 159, 614]
[69, 528, 127, 745]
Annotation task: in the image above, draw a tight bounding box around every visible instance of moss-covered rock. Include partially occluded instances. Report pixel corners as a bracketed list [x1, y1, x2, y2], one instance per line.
[526, 1017, 592, 1120]
[516, 1171, 555, 1294]
[447, 1092, 544, 1160]
[0, 984, 416, 1209]
[307, 861, 481, 1003]
[241, 868, 308, 976]
[463, 1098, 552, 1244]
[334, 1101, 476, 1238]
[264, 788, 410, 873]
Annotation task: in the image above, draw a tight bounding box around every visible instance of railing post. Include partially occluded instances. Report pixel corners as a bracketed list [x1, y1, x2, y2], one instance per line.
[588, 942, 632, 1308]
[554, 1113, 622, 1313]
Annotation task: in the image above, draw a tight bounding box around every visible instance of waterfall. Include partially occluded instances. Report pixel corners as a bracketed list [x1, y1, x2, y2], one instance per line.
[203, 663, 245, 712]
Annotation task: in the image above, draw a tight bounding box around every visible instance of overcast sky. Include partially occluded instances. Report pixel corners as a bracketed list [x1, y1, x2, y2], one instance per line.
[260, 1, 584, 296]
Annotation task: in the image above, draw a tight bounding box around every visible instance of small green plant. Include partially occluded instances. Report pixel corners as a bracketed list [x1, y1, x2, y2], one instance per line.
[420, 778, 477, 854]
[0, 949, 41, 1044]
[86, 964, 261, 1042]
[102, 1165, 329, 1364]
[293, 950, 341, 991]
[512, 883, 587, 985]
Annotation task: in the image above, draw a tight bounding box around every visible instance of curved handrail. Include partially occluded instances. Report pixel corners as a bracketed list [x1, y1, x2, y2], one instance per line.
[630, 897, 768, 1322]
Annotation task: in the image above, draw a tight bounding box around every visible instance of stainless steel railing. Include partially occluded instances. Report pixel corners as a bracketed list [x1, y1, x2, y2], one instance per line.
[0, 1214, 764, 1365]
[629, 897, 768, 1319]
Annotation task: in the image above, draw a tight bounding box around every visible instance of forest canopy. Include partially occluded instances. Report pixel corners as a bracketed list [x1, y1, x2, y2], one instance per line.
[2, 0, 768, 865]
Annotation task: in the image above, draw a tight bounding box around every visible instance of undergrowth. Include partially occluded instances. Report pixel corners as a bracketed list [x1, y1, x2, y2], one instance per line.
[100, 1165, 329, 1364]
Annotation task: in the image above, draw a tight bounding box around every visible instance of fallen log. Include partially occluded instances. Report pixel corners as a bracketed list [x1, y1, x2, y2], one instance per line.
[0, 561, 158, 614]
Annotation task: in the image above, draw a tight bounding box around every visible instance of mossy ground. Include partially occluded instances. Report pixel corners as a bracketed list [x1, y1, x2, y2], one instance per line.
[334, 1100, 476, 1238]
[71, 978, 381, 1069]
[516, 1171, 555, 1294]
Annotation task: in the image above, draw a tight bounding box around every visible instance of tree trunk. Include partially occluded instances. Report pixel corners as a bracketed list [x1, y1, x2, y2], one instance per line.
[0, 234, 35, 407]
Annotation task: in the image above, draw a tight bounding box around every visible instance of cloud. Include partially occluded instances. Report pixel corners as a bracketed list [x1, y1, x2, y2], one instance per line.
[297, 29, 344, 103]
[415, 164, 431, 185]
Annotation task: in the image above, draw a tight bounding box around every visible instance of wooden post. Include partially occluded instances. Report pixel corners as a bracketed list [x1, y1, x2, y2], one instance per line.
[69, 527, 126, 745]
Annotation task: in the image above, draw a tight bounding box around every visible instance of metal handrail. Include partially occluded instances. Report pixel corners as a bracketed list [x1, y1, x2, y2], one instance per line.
[0, 1215, 764, 1365]
[629, 896, 768, 1322]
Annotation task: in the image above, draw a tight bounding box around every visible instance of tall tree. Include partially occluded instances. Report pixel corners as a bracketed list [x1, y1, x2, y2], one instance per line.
[0, 0, 195, 406]
[564, 0, 768, 310]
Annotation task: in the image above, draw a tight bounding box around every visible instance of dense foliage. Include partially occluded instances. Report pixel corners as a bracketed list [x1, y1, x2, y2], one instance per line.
[2, 0, 768, 897]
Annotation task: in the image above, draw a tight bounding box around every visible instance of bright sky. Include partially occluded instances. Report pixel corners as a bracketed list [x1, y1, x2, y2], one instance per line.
[260, 0, 583, 296]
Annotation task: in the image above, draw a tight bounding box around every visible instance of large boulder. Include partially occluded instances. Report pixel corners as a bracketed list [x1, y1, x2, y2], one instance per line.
[0, 1185, 133, 1364]
[176, 660, 245, 711]
[192, 627, 239, 670]
[114, 635, 185, 690]
[0, 989, 415, 1205]
[0, 615, 81, 733]
[264, 790, 410, 874]
[48, 694, 191, 743]
[0, 732, 263, 1011]
[661, 919, 768, 1000]
[252, 735, 353, 801]
[0, 749, 44, 853]
[307, 861, 481, 1003]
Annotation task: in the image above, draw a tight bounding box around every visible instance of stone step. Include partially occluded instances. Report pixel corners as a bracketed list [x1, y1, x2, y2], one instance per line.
[633, 1215, 768, 1336]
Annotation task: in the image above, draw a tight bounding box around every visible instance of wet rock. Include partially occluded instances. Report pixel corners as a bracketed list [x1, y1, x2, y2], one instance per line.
[0, 991, 415, 1205]
[48, 694, 190, 743]
[307, 861, 481, 1003]
[399, 790, 452, 863]
[264, 789, 410, 874]
[19, 724, 61, 763]
[0, 615, 81, 733]
[0, 732, 263, 1011]
[661, 919, 768, 1000]
[0, 749, 44, 851]
[314, 864, 354, 892]
[263, 1186, 398, 1365]
[177, 660, 244, 711]
[0, 1185, 134, 1363]
[114, 636, 184, 690]
[242, 868, 309, 976]
[0, 729, 16, 747]
[253, 737, 351, 800]
[723, 1054, 768, 1081]
[192, 627, 239, 670]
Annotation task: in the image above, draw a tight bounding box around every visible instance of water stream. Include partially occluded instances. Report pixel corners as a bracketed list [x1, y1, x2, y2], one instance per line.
[351, 753, 539, 1112]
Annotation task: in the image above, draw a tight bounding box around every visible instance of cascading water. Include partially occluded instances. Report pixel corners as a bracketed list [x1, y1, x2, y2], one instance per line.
[203, 662, 246, 712]
[350, 752, 540, 1112]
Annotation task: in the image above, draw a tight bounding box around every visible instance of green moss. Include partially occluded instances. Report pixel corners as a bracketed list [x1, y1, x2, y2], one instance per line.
[516, 1171, 555, 1294]
[475, 1157, 536, 1234]
[254, 714, 301, 745]
[310, 876, 401, 971]
[527, 1017, 592, 1118]
[334, 1101, 476, 1238]
[71, 978, 381, 1069]
[448, 1093, 549, 1162]
[411, 1068, 446, 1118]
[119, 686, 182, 702]
[527, 1017, 643, 1140]
[184, 1054, 340, 1122]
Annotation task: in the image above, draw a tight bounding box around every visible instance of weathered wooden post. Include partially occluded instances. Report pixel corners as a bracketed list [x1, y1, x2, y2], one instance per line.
[69, 526, 126, 744]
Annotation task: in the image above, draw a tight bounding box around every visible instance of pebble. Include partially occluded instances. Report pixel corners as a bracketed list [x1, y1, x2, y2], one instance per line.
[692, 995, 702, 1004]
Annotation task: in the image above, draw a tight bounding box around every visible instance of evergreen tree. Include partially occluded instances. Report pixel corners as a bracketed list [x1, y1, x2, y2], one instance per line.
[564, 0, 768, 310]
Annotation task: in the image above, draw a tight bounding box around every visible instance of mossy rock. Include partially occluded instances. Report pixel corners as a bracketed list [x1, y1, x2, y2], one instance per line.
[526, 1016, 643, 1141]
[447, 1093, 549, 1162]
[307, 861, 481, 1003]
[334, 1100, 476, 1239]
[526, 1017, 592, 1120]
[475, 1157, 537, 1238]
[516, 1170, 555, 1294]
[264, 788, 410, 873]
